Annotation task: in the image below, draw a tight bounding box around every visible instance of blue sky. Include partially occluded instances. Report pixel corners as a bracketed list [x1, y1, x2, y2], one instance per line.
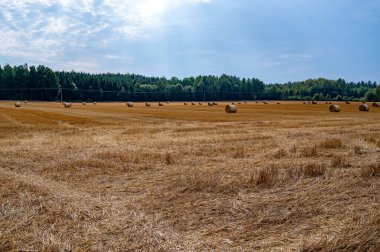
[1, 0, 380, 83]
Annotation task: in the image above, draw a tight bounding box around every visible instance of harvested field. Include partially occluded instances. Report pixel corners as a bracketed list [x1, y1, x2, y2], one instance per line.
[0, 101, 379, 251]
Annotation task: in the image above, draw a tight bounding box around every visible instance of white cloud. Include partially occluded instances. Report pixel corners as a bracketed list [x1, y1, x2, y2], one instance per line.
[0, 0, 212, 70]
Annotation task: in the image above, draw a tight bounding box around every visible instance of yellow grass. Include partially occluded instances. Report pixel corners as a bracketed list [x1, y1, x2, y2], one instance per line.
[0, 101, 379, 251]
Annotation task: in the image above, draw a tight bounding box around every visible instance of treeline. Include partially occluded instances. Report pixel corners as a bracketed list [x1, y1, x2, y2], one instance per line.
[0, 64, 379, 102]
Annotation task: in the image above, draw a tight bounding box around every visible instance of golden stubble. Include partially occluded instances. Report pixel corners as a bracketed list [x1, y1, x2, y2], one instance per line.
[0, 101, 379, 251]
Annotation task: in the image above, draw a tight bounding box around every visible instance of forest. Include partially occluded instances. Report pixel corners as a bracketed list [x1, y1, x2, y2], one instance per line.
[0, 64, 379, 102]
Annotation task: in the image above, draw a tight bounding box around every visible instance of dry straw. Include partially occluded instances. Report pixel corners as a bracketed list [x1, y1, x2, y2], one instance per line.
[225, 104, 237, 113]
[372, 102, 380, 107]
[15, 101, 21, 107]
[329, 104, 340, 112]
[359, 104, 369, 111]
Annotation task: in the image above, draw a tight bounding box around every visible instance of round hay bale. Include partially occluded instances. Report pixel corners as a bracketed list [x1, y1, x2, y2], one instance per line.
[198, 102, 202, 105]
[329, 101, 332, 104]
[158, 102, 164, 106]
[184, 102, 188, 105]
[329, 104, 340, 112]
[359, 104, 369, 111]
[127, 102, 134, 107]
[256, 101, 259, 104]
[277, 102, 280, 104]
[232, 102, 236, 105]
[372, 102, 380, 107]
[238, 102, 242, 105]
[191, 102, 196, 105]
[24, 100, 28, 103]
[325, 102, 329, 104]
[308, 101, 311, 104]
[166, 101, 170, 104]
[93, 102, 97, 105]
[15, 101, 21, 107]
[225, 104, 237, 113]
[212, 101, 218, 105]
[63, 102, 71, 108]
[345, 101, 351, 104]
[303, 102, 306, 104]
[145, 102, 150, 107]
[263, 101, 268, 104]
[208, 102, 213, 106]
[83, 102, 86, 105]
[312, 100, 317, 104]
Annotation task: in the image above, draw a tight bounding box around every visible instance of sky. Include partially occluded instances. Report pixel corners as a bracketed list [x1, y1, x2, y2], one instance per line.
[0, 0, 380, 83]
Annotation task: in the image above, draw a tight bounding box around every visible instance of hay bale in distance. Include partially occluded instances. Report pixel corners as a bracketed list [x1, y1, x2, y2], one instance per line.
[232, 102, 236, 105]
[359, 104, 369, 111]
[83, 102, 86, 105]
[277, 102, 280, 104]
[345, 101, 351, 104]
[208, 102, 213, 106]
[127, 102, 134, 107]
[158, 102, 164, 106]
[225, 104, 237, 113]
[199, 102, 202, 105]
[372, 102, 380, 107]
[24, 100, 28, 103]
[184, 102, 188, 105]
[213, 101, 218, 105]
[63, 102, 71, 108]
[312, 101, 317, 104]
[93, 102, 97, 105]
[329, 104, 340, 112]
[145, 102, 151, 107]
[191, 102, 196, 105]
[15, 101, 21, 107]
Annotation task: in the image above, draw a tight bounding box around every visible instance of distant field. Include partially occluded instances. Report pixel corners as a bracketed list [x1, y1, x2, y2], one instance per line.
[0, 101, 379, 251]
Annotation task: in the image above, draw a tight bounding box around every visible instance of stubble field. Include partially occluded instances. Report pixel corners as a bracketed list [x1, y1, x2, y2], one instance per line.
[0, 100, 379, 251]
